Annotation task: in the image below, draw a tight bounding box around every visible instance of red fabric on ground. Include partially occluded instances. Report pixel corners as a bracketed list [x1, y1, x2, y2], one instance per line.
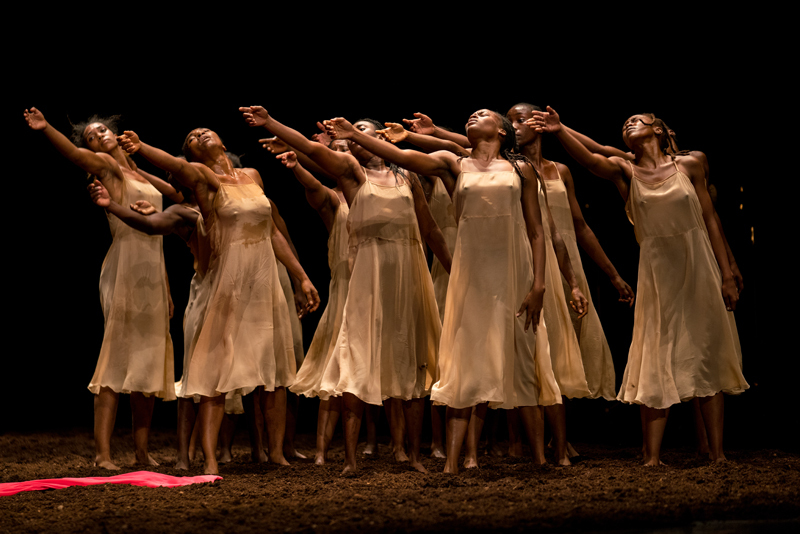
[0, 471, 222, 497]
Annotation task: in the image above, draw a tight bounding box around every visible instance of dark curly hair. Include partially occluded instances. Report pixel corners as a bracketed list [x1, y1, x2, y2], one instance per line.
[69, 115, 122, 147]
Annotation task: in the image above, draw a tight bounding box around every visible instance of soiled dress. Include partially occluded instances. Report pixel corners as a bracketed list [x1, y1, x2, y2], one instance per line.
[319, 177, 440, 405]
[539, 180, 591, 399]
[291, 202, 350, 398]
[429, 178, 458, 324]
[182, 177, 295, 398]
[174, 209, 211, 400]
[89, 176, 175, 399]
[431, 163, 561, 410]
[277, 261, 305, 370]
[544, 167, 616, 400]
[617, 162, 748, 409]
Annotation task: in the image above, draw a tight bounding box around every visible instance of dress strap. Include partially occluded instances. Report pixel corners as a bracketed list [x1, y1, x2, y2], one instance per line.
[627, 160, 636, 179]
[552, 161, 562, 181]
[672, 159, 680, 174]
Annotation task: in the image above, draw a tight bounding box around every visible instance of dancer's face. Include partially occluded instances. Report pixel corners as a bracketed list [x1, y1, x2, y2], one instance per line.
[506, 106, 537, 148]
[466, 109, 504, 140]
[621, 115, 660, 149]
[83, 123, 118, 153]
[348, 121, 383, 161]
[183, 128, 225, 161]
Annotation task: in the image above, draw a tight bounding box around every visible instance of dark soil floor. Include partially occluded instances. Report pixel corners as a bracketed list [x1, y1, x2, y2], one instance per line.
[1, 429, 798, 534]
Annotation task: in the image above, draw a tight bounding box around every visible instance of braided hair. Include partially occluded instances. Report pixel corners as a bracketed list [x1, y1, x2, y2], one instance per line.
[491, 111, 542, 184]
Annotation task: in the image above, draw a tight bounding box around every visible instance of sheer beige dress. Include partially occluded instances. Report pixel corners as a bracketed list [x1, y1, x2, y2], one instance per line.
[431, 161, 560, 410]
[182, 176, 295, 399]
[319, 176, 440, 405]
[291, 202, 351, 398]
[538, 180, 592, 399]
[89, 176, 175, 400]
[618, 161, 748, 409]
[544, 167, 616, 400]
[429, 178, 458, 323]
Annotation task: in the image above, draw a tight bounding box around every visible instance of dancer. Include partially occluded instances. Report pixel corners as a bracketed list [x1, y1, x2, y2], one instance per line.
[25, 108, 174, 470]
[274, 149, 350, 465]
[241, 106, 452, 474]
[325, 109, 563, 474]
[530, 107, 748, 465]
[117, 127, 320, 474]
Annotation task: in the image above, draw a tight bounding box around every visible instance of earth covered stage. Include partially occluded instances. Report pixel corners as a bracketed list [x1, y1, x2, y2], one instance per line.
[8, 58, 786, 533]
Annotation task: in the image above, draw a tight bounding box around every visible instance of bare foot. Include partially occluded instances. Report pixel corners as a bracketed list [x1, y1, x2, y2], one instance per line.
[430, 445, 446, 459]
[409, 460, 429, 474]
[341, 463, 357, 475]
[204, 459, 219, 475]
[218, 449, 233, 464]
[175, 458, 190, 470]
[393, 448, 409, 463]
[135, 453, 159, 467]
[443, 460, 459, 475]
[644, 458, 667, 466]
[508, 443, 523, 458]
[711, 454, 727, 464]
[94, 458, 120, 471]
[314, 451, 326, 465]
[463, 456, 479, 469]
[285, 448, 307, 460]
[252, 448, 268, 463]
[556, 455, 572, 467]
[269, 452, 290, 466]
[489, 444, 505, 458]
[566, 442, 580, 459]
[363, 443, 377, 456]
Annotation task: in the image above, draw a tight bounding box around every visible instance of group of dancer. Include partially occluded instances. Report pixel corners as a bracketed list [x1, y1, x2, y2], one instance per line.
[23, 100, 747, 475]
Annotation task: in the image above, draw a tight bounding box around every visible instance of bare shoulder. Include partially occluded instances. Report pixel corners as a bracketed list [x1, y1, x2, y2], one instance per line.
[241, 167, 264, 187]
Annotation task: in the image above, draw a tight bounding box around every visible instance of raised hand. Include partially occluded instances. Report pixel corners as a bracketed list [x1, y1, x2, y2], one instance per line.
[131, 200, 157, 215]
[402, 112, 435, 135]
[23, 107, 47, 131]
[259, 136, 289, 154]
[517, 287, 545, 333]
[377, 122, 409, 144]
[240, 106, 269, 128]
[569, 287, 589, 319]
[311, 121, 333, 147]
[526, 106, 562, 134]
[611, 275, 635, 307]
[88, 179, 111, 208]
[276, 151, 298, 169]
[323, 117, 355, 140]
[117, 131, 141, 154]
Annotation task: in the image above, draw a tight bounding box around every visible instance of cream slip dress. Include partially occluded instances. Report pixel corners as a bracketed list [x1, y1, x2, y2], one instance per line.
[291, 201, 350, 398]
[538, 179, 592, 399]
[431, 160, 560, 410]
[89, 175, 175, 400]
[429, 178, 458, 324]
[544, 166, 616, 400]
[319, 174, 440, 405]
[174, 208, 210, 400]
[181, 175, 295, 399]
[617, 161, 748, 409]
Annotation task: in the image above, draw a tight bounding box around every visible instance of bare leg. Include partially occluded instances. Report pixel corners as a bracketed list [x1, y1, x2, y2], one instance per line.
[430, 403, 446, 458]
[284, 391, 306, 459]
[692, 397, 711, 457]
[261, 387, 290, 466]
[130, 392, 157, 466]
[642, 405, 670, 466]
[217, 413, 237, 463]
[94, 387, 120, 470]
[176, 398, 198, 469]
[385, 398, 409, 462]
[198, 395, 225, 475]
[544, 402, 571, 466]
[486, 409, 505, 457]
[698, 393, 725, 462]
[464, 403, 488, 469]
[507, 408, 523, 457]
[443, 406, 472, 474]
[243, 389, 268, 463]
[316, 399, 332, 465]
[640, 405, 647, 459]
[363, 404, 379, 456]
[401, 398, 428, 473]
[519, 405, 546, 465]
[342, 393, 365, 474]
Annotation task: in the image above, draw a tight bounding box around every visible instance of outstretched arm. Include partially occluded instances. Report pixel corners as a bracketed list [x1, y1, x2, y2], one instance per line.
[403, 112, 471, 148]
[117, 131, 207, 190]
[325, 117, 455, 180]
[276, 152, 339, 233]
[560, 164, 634, 306]
[133, 166, 184, 203]
[88, 180, 191, 235]
[563, 124, 633, 160]
[380, 122, 471, 158]
[25, 107, 116, 180]
[241, 106, 355, 182]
